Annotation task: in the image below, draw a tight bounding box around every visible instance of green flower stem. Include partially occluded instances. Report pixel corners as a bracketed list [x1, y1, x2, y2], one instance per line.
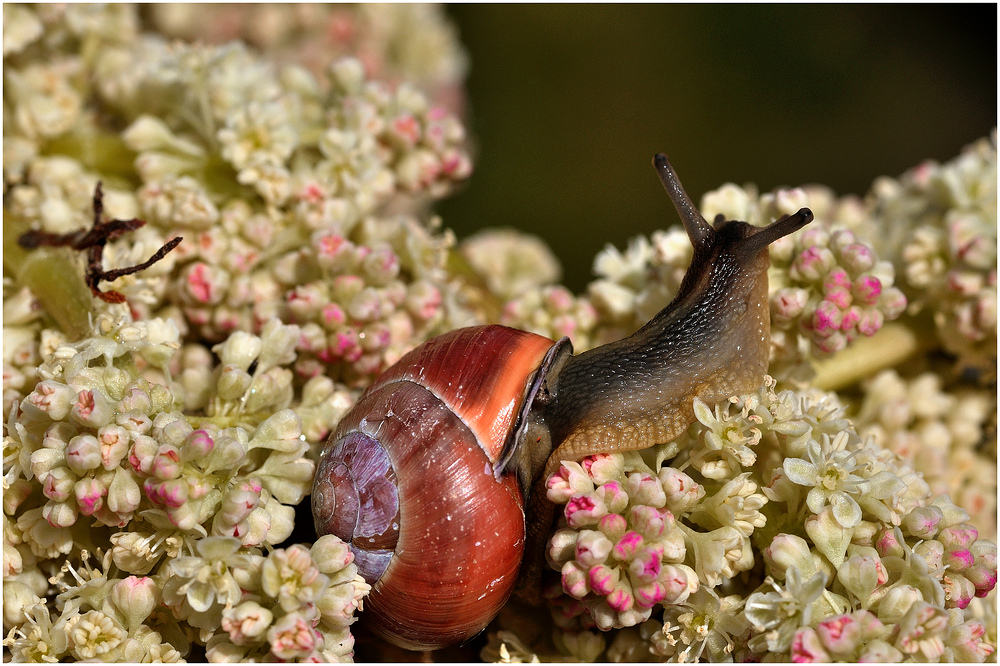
[17, 248, 95, 340]
[811, 323, 920, 391]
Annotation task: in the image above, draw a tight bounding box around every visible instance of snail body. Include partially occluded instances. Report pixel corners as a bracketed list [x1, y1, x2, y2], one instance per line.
[312, 154, 813, 650]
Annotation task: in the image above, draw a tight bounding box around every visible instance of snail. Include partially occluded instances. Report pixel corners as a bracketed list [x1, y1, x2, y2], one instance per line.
[312, 153, 813, 650]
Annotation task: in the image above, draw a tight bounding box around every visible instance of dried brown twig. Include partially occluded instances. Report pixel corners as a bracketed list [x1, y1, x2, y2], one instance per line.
[17, 182, 182, 303]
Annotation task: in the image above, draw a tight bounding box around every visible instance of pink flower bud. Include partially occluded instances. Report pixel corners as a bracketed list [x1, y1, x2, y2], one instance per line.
[223, 601, 274, 646]
[938, 524, 979, 550]
[944, 573, 976, 609]
[25, 380, 75, 419]
[183, 262, 229, 305]
[582, 453, 623, 484]
[840, 244, 876, 274]
[659, 467, 703, 513]
[851, 309, 882, 338]
[565, 493, 607, 528]
[613, 531, 643, 561]
[588, 564, 619, 596]
[902, 506, 943, 539]
[878, 287, 907, 319]
[575, 530, 613, 568]
[660, 564, 695, 604]
[765, 533, 814, 579]
[816, 614, 861, 654]
[43, 500, 78, 527]
[71, 389, 111, 428]
[606, 581, 634, 612]
[320, 303, 347, 330]
[824, 268, 852, 291]
[405, 281, 442, 321]
[596, 481, 629, 514]
[151, 445, 181, 480]
[791, 628, 829, 663]
[183, 430, 215, 459]
[66, 435, 102, 474]
[791, 246, 836, 282]
[839, 306, 862, 332]
[811, 299, 844, 334]
[944, 548, 976, 572]
[631, 580, 666, 609]
[813, 331, 847, 354]
[74, 477, 106, 515]
[111, 576, 159, 629]
[220, 484, 262, 526]
[267, 612, 321, 660]
[362, 246, 400, 285]
[625, 472, 665, 507]
[852, 275, 882, 305]
[629, 549, 662, 584]
[771, 288, 810, 323]
[561, 561, 589, 599]
[97, 425, 130, 470]
[42, 467, 75, 502]
[875, 529, 905, 558]
[389, 113, 421, 149]
[630, 505, 667, 541]
[598, 513, 628, 542]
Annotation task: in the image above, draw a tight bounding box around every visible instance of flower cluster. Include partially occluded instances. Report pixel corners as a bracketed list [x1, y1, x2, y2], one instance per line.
[3, 312, 363, 660]
[868, 133, 997, 377]
[586, 228, 693, 345]
[147, 3, 469, 111]
[852, 369, 996, 539]
[5, 2, 481, 390]
[539, 378, 997, 661]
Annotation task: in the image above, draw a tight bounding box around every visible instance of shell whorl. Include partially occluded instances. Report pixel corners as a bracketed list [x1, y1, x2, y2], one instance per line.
[312, 431, 399, 583]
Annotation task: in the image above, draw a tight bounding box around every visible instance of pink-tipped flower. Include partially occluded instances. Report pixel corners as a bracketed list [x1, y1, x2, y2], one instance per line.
[629, 549, 662, 584]
[856, 309, 885, 337]
[944, 548, 975, 571]
[588, 564, 619, 596]
[561, 561, 589, 599]
[183, 430, 215, 459]
[791, 628, 829, 663]
[597, 481, 629, 515]
[625, 472, 665, 507]
[74, 477, 106, 515]
[565, 493, 607, 528]
[97, 426, 130, 470]
[629, 505, 667, 541]
[816, 614, 861, 655]
[852, 275, 883, 305]
[613, 531, 643, 561]
[575, 530, 613, 568]
[606, 581, 634, 612]
[840, 243, 877, 274]
[66, 435, 103, 474]
[598, 513, 628, 542]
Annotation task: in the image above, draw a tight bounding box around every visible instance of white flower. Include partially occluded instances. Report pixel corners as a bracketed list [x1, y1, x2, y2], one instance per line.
[782, 432, 869, 528]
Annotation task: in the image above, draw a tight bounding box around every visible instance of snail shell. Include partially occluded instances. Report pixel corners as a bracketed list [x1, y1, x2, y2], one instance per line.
[313, 326, 554, 650]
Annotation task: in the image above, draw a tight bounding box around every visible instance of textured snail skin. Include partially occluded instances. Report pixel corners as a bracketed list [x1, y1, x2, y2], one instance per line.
[514, 153, 814, 600]
[313, 326, 553, 650]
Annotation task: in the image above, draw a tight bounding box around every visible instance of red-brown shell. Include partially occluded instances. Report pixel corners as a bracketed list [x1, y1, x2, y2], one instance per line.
[313, 325, 555, 650]
[370, 325, 556, 461]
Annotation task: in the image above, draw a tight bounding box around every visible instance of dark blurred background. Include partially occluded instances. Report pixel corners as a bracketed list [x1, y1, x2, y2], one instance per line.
[437, 4, 997, 292]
